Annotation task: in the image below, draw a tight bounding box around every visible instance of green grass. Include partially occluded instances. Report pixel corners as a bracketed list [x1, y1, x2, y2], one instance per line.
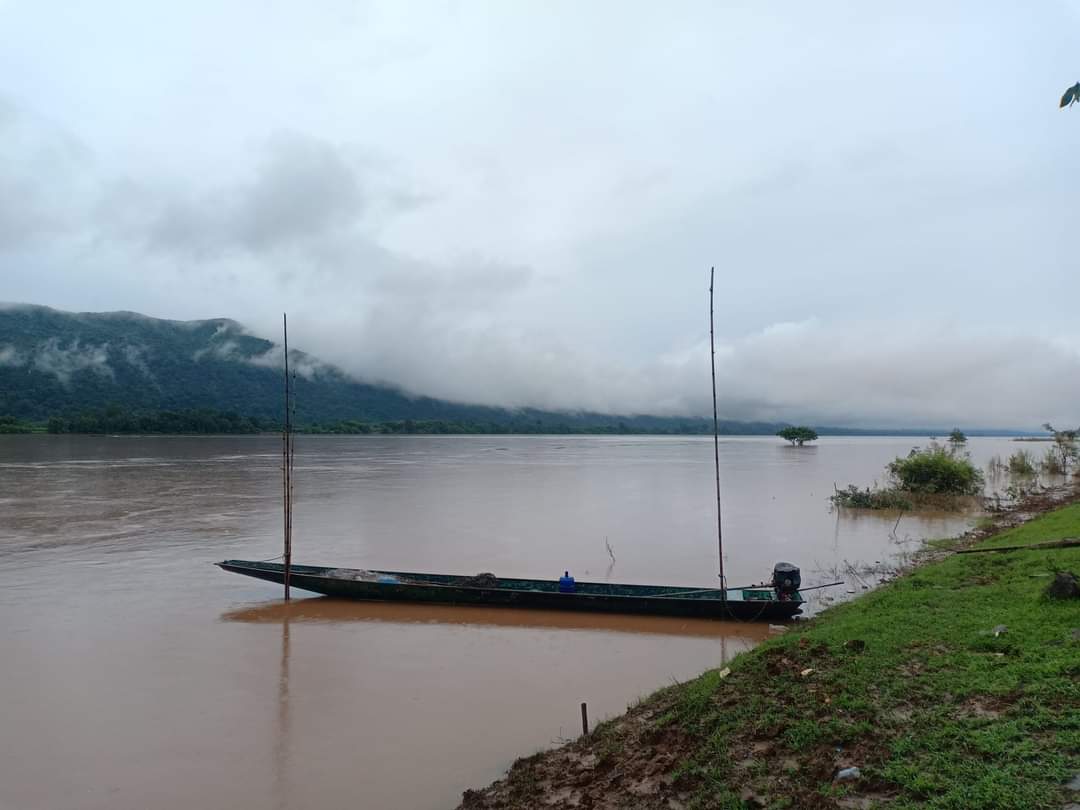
[670, 502, 1080, 809]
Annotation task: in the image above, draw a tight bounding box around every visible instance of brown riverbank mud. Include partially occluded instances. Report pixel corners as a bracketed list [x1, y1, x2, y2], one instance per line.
[455, 482, 1080, 810]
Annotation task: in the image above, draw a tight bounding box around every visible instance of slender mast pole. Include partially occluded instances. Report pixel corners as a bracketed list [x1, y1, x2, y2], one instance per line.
[709, 268, 726, 597]
[283, 313, 292, 601]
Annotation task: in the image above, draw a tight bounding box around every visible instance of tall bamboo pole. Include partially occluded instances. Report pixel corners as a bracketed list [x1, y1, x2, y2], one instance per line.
[283, 313, 292, 601]
[708, 268, 726, 597]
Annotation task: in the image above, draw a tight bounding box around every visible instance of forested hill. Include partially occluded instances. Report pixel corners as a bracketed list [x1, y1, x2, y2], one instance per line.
[0, 304, 509, 424]
[0, 304, 786, 433]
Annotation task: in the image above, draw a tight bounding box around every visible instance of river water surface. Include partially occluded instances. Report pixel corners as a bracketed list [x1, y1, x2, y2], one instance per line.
[0, 435, 1026, 809]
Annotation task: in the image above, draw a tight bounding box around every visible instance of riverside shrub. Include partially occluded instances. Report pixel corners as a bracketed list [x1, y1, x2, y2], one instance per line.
[1008, 449, 1037, 476]
[887, 444, 985, 495]
[829, 485, 913, 510]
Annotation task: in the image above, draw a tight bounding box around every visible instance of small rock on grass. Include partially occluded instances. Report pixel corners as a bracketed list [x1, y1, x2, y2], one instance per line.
[834, 766, 861, 782]
[738, 788, 767, 807]
[1045, 571, 1080, 600]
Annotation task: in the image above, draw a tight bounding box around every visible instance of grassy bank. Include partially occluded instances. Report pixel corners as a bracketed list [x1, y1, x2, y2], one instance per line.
[460, 500, 1080, 810]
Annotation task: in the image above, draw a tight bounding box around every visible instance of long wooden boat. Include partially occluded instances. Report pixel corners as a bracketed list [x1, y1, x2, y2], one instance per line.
[217, 560, 804, 621]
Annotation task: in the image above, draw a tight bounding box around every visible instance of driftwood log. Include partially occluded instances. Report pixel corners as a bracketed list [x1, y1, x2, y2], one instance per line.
[955, 538, 1080, 555]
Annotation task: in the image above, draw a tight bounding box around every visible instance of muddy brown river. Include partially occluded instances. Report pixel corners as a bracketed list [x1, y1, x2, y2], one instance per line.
[0, 435, 1029, 809]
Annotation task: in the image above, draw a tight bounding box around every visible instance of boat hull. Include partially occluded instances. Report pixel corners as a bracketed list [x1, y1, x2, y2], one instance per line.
[217, 560, 802, 621]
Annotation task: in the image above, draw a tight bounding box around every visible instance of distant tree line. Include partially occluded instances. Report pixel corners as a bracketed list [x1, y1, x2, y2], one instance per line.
[299, 418, 721, 435]
[19, 406, 1057, 443]
[0, 415, 36, 434]
[33, 408, 793, 436]
[37, 407, 733, 436]
[46, 407, 266, 435]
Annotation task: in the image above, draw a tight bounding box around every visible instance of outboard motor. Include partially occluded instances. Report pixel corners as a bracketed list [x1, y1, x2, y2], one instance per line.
[772, 562, 801, 599]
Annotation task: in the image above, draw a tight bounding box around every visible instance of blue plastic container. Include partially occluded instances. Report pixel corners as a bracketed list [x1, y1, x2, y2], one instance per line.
[558, 571, 576, 593]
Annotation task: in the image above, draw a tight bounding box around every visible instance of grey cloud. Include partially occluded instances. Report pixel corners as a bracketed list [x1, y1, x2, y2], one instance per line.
[702, 323, 1080, 429]
[2, 331, 152, 385]
[2, 3, 1079, 428]
[31, 339, 114, 385]
[247, 345, 327, 381]
[146, 133, 365, 257]
[286, 314, 1079, 431]
[0, 97, 92, 249]
[192, 342, 239, 362]
[121, 344, 156, 382]
[0, 96, 15, 128]
[236, 134, 364, 249]
[371, 258, 534, 304]
[0, 345, 25, 366]
[147, 196, 234, 258]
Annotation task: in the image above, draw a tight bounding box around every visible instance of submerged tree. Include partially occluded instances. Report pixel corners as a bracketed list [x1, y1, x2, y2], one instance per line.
[948, 428, 967, 451]
[1008, 449, 1037, 476]
[777, 426, 819, 447]
[1042, 423, 1079, 473]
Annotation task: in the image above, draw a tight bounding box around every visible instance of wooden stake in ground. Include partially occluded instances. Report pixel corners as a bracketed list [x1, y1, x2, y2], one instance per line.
[283, 313, 293, 602]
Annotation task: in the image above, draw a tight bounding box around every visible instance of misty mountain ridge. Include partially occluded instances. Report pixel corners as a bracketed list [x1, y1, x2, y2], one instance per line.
[0, 303, 767, 432]
[0, 304, 1033, 436]
[0, 303, 495, 423]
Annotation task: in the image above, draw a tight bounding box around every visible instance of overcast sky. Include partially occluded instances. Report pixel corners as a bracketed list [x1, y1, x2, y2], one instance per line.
[2, 1, 1079, 427]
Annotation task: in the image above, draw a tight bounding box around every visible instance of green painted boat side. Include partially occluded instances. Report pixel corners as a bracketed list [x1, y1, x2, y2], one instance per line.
[217, 560, 803, 621]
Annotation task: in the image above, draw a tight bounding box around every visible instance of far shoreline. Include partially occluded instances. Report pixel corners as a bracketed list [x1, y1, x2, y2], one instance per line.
[1, 429, 1051, 439]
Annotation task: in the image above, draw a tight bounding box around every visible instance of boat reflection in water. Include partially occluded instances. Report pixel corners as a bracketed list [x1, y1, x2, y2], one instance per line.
[272, 614, 290, 810]
[221, 596, 775, 640]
